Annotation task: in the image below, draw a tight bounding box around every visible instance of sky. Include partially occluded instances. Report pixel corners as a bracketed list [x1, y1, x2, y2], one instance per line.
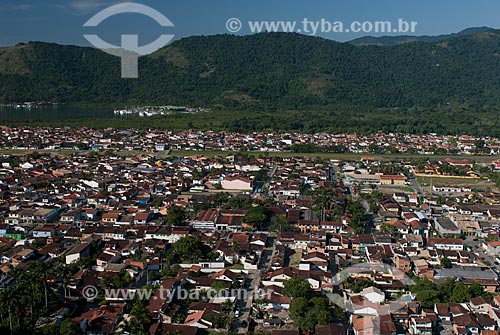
[1, 0, 500, 47]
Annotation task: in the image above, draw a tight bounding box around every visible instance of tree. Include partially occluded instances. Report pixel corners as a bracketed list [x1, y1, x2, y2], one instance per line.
[289, 297, 308, 328]
[351, 279, 376, 294]
[290, 296, 331, 331]
[57, 264, 74, 299]
[441, 257, 452, 269]
[436, 195, 446, 205]
[59, 319, 82, 335]
[301, 311, 320, 332]
[0, 286, 15, 334]
[283, 278, 311, 299]
[28, 260, 51, 309]
[469, 281, 486, 298]
[411, 278, 438, 293]
[415, 290, 440, 309]
[204, 312, 229, 329]
[309, 297, 331, 325]
[345, 200, 367, 234]
[451, 282, 471, 303]
[173, 235, 210, 263]
[166, 206, 187, 226]
[222, 299, 234, 313]
[268, 214, 288, 233]
[380, 223, 396, 235]
[210, 281, 227, 293]
[243, 205, 267, 230]
[126, 298, 152, 335]
[439, 278, 456, 301]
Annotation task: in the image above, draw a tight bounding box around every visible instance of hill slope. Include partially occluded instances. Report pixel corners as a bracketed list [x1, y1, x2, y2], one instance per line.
[2, 30, 500, 111]
[349, 26, 494, 46]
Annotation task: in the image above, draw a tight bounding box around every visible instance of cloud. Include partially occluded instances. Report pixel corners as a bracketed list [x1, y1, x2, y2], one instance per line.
[0, 3, 34, 12]
[11, 4, 34, 11]
[67, 0, 118, 14]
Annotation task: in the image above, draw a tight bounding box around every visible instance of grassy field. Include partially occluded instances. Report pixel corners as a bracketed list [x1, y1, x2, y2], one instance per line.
[0, 149, 78, 155]
[416, 175, 497, 193]
[169, 150, 500, 161]
[378, 185, 415, 194]
[1, 148, 500, 161]
[417, 176, 482, 185]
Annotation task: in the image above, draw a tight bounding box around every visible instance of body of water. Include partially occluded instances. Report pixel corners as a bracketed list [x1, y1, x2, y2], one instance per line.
[0, 105, 117, 121]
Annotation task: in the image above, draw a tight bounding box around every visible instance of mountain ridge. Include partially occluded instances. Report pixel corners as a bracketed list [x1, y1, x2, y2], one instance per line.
[348, 26, 494, 46]
[1, 28, 500, 111]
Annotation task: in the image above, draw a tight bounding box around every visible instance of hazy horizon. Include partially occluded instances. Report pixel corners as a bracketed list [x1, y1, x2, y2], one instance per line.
[2, 0, 500, 47]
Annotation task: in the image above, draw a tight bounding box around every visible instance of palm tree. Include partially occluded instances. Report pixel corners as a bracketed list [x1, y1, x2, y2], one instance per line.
[56, 264, 73, 299]
[0, 286, 16, 334]
[28, 261, 51, 308]
[315, 189, 335, 221]
[125, 298, 152, 335]
[6, 267, 23, 283]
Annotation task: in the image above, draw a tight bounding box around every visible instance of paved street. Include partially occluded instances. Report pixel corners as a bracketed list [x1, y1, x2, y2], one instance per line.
[408, 175, 425, 195]
[232, 236, 276, 334]
[361, 199, 374, 234]
[465, 237, 500, 271]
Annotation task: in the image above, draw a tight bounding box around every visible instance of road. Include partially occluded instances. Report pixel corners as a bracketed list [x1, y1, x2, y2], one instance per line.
[408, 175, 425, 195]
[268, 165, 278, 178]
[232, 237, 276, 334]
[465, 237, 500, 271]
[328, 165, 337, 182]
[361, 200, 374, 234]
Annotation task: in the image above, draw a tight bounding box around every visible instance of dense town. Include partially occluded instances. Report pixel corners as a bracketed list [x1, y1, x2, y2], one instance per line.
[1, 127, 500, 335]
[2, 126, 500, 155]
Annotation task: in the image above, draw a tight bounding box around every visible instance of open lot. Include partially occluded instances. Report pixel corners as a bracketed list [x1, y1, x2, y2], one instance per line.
[416, 175, 498, 194]
[1, 148, 500, 161]
[378, 185, 415, 194]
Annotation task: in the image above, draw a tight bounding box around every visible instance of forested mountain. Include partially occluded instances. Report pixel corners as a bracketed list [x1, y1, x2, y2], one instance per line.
[2, 29, 500, 111]
[349, 26, 493, 46]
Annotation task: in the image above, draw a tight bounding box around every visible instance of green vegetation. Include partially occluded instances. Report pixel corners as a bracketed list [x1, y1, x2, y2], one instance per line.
[284, 278, 331, 331]
[101, 269, 134, 289]
[268, 214, 291, 233]
[172, 235, 216, 263]
[124, 298, 152, 335]
[289, 297, 331, 332]
[0, 261, 63, 333]
[58, 319, 83, 335]
[487, 171, 500, 187]
[411, 277, 491, 309]
[345, 199, 367, 234]
[283, 277, 312, 299]
[350, 27, 494, 46]
[350, 279, 378, 293]
[450, 282, 471, 303]
[380, 222, 396, 235]
[4, 107, 500, 137]
[243, 205, 268, 230]
[4, 31, 500, 135]
[441, 257, 453, 269]
[165, 206, 188, 226]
